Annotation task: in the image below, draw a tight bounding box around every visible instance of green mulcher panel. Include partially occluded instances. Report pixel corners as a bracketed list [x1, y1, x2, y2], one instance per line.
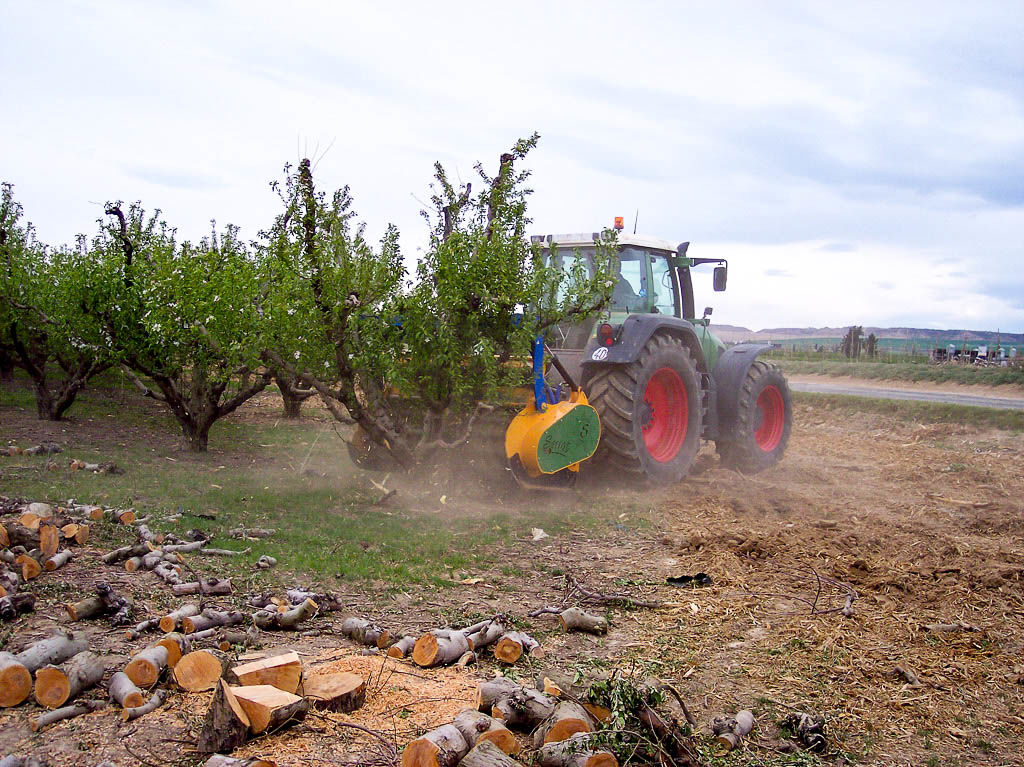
[536, 406, 601, 474]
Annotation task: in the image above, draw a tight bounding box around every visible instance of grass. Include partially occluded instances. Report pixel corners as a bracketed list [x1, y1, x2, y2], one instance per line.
[793, 391, 1024, 431]
[1, 377, 621, 588]
[771, 358, 1024, 388]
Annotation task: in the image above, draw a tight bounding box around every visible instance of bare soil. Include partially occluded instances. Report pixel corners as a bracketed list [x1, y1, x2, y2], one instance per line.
[1, 386, 1022, 766]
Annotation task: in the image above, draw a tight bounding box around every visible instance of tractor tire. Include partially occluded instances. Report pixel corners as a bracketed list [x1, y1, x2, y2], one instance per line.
[584, 333, 703, 484]
[716, 360, 792, 473]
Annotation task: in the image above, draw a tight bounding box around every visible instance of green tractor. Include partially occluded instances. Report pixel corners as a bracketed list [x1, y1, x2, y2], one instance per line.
[517, 229, 793, 485]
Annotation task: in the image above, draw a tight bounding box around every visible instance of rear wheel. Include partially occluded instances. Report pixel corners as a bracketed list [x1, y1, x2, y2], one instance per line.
[716, 360, 792, 473]
[585, 334, 702, 484]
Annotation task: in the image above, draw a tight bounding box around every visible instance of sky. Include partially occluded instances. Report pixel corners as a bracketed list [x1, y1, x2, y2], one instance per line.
[2, 1, 1022, 333]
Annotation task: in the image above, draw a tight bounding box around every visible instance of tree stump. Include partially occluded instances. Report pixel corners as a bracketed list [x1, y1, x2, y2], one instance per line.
[34, 650, 105, 708]
[302, 672, 365, 712]
[197, 679, 251, 754]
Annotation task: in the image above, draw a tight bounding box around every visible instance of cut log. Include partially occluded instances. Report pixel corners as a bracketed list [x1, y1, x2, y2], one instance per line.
[340, 617, 389, 647]
[253, 598, 317, 630]
[38, 525, 59, 559]
[88, 506, 106, 521]
[229, 527, 275, 539]
[231, 652, 302, 694]
[108, 671, 145, 708]
[160, 603, 201, 633]
[136, 524, 163, 544]
[124, 644, 169, 687]
[0, 593, 35, 621]
[3, 523, 40, 549]
[203, 758, 277, 767]
[456, 651, 476, 668]
[14, 631, 89, 673]
[122, 688, 167, 721]
[231, 684, 309, 734]
[156, 632, 191, 667]
[0, 526, 7, 548]
[492, 688, 558, 731]
[126, 617, 162, 641]
[19, 512, 45, 530]
[31, 699, 108, 732]
[558, 608, 608, 635]
[197, 679, 251, 754]
[712, 709, 755, 753]
[65, 595, 104, 621]
[256, 555, 276, 569]
[173, 578, 233, 596]
[464, 619, 508, 651]
[413, 630, 471, 668]
[101, 543, 150, 565]
[220, 627, 262, 651]
[15, 554, 41, 581]
[534, 701, 593, 747]
[162, 539, 205, 553]
[536, 733, 619, 767]
[43, 550, 73, 571]
[301, 672, 365, 712]
[459, 740, 522, 767]
[493, 632, 539, 664]
[64, 522, 89, 545]
[96, 582, 133, 625]
[387, 635, 417, 659]
[184, 609, 246, 634]
[476, 677, 521, 713]
[0, 652, 33, 707]
[452, 708, 521, 755]
[34, 650, 105, 708]
[400, 723, 470, 767]
[175, 649, 230, 692]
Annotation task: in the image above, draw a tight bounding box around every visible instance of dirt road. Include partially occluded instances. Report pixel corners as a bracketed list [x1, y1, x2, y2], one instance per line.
[789, 375, 1024, 409]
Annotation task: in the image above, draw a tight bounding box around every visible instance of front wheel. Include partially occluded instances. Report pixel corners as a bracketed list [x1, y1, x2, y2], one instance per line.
[716, 360, 792, 473]
[585, 333, 703, 484]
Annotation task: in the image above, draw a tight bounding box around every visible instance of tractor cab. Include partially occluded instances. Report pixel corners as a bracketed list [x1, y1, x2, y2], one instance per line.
[534, 232, 728, 385]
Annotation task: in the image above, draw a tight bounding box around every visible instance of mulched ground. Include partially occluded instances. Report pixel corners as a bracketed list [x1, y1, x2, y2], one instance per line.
[1, 385, 1022, 766]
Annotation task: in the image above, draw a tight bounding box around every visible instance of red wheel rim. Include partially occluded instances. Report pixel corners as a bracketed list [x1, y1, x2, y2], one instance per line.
[641, 367, 688, 462]
[754, 385, 785, 451]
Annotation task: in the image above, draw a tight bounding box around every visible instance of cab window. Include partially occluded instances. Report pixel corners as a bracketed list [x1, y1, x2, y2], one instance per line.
[649, 255, 676, 315]
[612, 247, 647, 312]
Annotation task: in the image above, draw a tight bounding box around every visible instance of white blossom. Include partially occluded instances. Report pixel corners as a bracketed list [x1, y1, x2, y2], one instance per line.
[294, 351, 300, 359]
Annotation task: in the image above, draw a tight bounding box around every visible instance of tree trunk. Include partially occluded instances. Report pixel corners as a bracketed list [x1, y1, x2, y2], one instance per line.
[275, 369, 314, 419]
[181, 417, 212, 452]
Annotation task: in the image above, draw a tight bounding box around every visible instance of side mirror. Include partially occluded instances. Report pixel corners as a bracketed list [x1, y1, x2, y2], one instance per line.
[713, 265, 727, 292]
[703, 306, 713, 319]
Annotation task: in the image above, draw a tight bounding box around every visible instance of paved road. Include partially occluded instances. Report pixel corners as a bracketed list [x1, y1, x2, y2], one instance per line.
[789, 380, 1024, 411]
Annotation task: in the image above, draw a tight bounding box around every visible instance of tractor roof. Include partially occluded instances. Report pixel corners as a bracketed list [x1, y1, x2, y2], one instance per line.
[531, 232, 679, 253]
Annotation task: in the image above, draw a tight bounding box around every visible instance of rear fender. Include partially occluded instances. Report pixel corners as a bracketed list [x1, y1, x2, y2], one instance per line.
[711, 343, 773, 436]
[579, 315, 707, 373]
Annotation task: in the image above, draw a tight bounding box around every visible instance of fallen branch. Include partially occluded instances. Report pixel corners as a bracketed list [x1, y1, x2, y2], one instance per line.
[122, 689, 167, 721]
[31, 699, 108, 731]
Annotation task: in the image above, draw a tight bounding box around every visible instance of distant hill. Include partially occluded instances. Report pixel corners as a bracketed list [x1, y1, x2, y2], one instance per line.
[709, 325, 1024, 347]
